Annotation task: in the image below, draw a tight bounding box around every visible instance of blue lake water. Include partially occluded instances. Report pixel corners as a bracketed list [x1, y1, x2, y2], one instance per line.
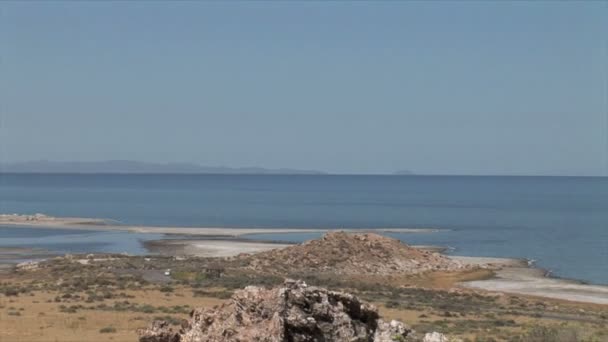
[0, 173, 606, 284]
[0, 226, 162, 256]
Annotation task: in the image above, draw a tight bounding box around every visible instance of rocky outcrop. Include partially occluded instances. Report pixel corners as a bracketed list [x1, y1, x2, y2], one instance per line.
[138, 279, 412, 342]
[243, 232, 467, 276]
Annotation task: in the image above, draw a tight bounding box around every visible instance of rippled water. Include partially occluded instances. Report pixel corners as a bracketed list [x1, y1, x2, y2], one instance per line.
[1, 173, 606, 284]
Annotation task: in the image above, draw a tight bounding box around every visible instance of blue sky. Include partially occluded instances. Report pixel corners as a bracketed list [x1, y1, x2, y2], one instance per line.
[1, 1, 606, 175]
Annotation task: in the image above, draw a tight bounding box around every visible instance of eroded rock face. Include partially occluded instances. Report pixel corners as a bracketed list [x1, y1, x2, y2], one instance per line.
[138, 279, 411, 342]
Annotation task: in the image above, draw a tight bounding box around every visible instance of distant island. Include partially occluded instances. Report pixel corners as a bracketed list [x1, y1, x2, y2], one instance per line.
[393, 170, 415, 175]
[0, 160, 326, 175]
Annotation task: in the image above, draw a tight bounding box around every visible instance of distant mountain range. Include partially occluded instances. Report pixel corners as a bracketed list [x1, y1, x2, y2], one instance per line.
[0, 160, 326, 175]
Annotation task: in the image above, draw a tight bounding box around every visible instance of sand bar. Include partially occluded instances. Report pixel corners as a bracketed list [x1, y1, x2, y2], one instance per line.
[0, 214, 440, 236]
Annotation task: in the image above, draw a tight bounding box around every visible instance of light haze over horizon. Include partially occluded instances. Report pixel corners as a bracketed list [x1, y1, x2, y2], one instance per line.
[1, 1, 607, 176]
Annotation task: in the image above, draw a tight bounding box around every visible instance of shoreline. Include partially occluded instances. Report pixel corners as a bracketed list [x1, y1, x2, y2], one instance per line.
[462, 267, 608, 305]
[148, 238, 608, 305]
[446, 256, 608, 305]
[136, 237, 608, 305]
[2, 214, 607, 305]
[0, 214, 440, 236]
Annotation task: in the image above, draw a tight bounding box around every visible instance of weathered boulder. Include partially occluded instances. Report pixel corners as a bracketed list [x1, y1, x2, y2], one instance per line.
[138, 279, 412, 342]
[374, 319, 412, 341]
[423, 331, 450, 342]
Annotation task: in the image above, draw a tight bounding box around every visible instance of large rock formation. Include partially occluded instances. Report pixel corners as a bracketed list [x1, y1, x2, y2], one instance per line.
[138, 279, 412, 342]
[242, 232, 466, 276]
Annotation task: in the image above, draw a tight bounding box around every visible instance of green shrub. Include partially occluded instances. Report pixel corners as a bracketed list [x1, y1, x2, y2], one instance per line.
[140, 304, 156, 313]
[99, 326, 117, 334]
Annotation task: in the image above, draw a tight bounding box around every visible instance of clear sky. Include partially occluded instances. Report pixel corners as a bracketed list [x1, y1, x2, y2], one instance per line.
[1, 1, 606, 176]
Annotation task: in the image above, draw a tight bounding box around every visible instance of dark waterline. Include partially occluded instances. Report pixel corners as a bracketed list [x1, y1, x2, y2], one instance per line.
[1, 173, 607, 284]
[0, 226, 163, 256]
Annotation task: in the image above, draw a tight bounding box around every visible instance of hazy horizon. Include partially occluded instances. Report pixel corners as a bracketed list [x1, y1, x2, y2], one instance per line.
[2, 159, 608, 177]
[2, 1, 607, 176]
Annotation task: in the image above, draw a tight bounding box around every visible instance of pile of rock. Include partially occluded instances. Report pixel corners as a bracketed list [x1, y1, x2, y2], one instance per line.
[138, 279, 412, 342]
[242, 232, 467, 276]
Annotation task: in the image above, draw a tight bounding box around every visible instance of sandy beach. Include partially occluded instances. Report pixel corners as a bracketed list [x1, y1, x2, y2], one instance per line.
[463, 267, 608, 305]
[445, 256, 608, 305]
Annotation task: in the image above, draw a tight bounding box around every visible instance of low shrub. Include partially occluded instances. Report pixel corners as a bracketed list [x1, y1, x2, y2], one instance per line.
[99, 326, 117, 334]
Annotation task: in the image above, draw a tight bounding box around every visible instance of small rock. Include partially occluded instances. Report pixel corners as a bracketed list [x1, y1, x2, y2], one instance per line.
[424, 331, 450, 342]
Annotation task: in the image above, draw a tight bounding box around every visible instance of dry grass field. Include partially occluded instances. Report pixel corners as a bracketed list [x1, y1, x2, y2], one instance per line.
[2, 262, 607, 342]
[0, 286, 225, 342]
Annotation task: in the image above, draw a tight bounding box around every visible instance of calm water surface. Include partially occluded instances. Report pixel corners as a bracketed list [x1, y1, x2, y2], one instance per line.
[0, 174, 606, 284]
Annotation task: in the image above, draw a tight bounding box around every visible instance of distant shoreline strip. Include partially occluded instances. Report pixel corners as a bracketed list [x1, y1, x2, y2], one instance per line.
[0, 214, 442, 237]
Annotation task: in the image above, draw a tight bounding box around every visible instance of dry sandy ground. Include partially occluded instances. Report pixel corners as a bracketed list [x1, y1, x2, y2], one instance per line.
[145, 239, 292, 257]
[0, 214, 438, 236]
